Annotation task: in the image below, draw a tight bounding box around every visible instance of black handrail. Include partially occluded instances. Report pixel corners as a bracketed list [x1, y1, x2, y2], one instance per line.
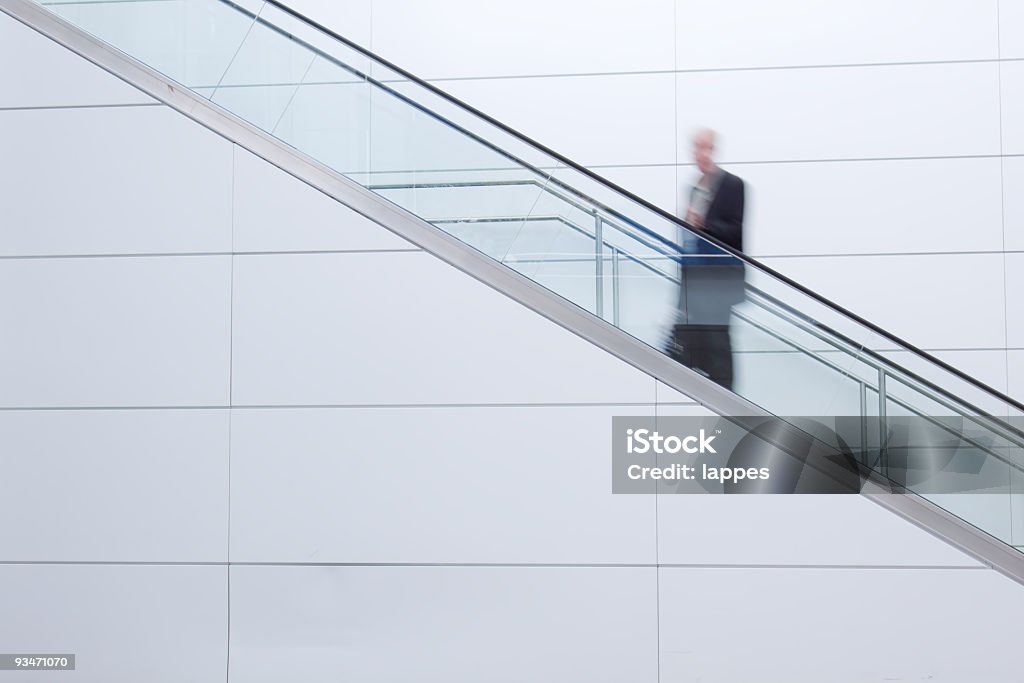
[239, 0, 1024, 414]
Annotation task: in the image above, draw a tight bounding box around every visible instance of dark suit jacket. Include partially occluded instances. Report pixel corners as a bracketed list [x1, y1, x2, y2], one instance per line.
[699, 169, 745, 253]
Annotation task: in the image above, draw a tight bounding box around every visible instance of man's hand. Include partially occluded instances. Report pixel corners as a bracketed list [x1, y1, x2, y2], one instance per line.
[685, 209, 705, 229]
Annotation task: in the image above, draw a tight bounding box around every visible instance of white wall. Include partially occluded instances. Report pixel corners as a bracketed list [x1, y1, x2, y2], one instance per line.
[280, 0, 1022, 399]
[4, 5, 1024, 683]
[0, 12, 232, 683]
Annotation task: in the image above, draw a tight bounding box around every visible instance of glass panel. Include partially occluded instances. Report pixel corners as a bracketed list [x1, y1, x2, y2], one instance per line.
[40, 0, 259, 88]
[615, 251, 678, 349]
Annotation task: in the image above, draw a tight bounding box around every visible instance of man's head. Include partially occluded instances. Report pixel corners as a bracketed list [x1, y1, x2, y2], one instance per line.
[692, 128, 718, 175]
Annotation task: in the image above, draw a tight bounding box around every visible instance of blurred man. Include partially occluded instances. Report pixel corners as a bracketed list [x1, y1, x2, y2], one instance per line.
[685, 128, 744, 251]
[668, 129, 746, 390]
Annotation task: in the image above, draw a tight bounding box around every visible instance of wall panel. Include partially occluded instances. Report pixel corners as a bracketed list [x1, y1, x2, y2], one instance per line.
[1003, 157, 1024, 252]
[0, 256, 231, 407]
[0, 409, 228, 562]
[0, 565, 227, 683]
[1008, 350, 1024, 401]
[659, 566, 1024, 682]
[1000, 0, 1024, 59]
[1001, 60, 1024, 154]
[230, 405, 656, 564]
[229, 565, 658, 683]
[657, 496, 979, 567]
[675, 62, 1001, 164]
[734, 157, 1004, 257]
[676, 0, 998, 70]
[0, 106, 232, 257]
[1006, 252, 1024, 347]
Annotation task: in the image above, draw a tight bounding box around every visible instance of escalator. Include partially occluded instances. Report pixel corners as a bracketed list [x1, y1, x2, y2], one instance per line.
[4, 0, 1023, 580]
